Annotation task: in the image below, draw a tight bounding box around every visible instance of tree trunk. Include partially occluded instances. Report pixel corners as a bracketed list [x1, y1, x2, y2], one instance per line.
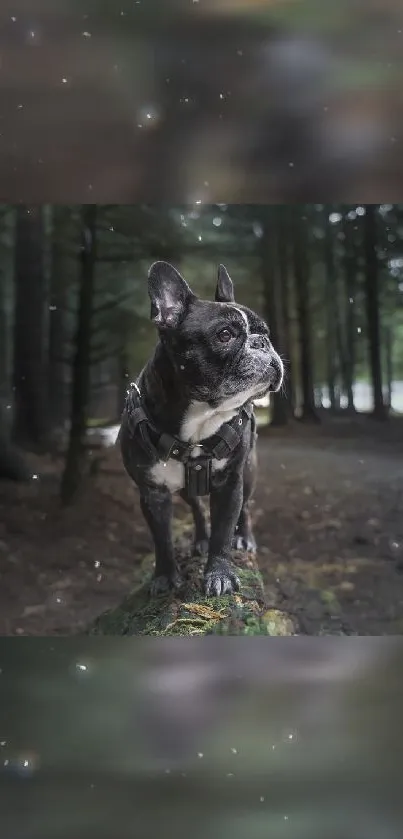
[48, 207, 70, 431]
[323, 206, 338, 411]
[0, 273, 9, 397]
[12, 205, 49, 449]
[0, 415, 32, 481]
[117, 347, 130, 420]
[0, 207, 14, 399]
[276, 205, 294, 413]
[291, 208, 319, 422]
[384, 325, 393, 410]
[60, 206, 97, 504]
[363, 205, 387, 420]
[260, 206, 289, 426]
[341, 212, 356, 412]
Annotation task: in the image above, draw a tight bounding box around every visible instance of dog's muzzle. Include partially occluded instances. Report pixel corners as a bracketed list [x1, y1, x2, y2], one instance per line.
[247, 335, 284, 394]
[268, 351, 284, 392]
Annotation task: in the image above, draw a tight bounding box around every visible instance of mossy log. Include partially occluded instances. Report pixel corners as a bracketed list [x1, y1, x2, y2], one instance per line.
[88, 520, 298, 637]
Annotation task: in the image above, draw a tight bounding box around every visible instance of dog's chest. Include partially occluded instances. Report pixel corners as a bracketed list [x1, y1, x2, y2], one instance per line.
[149, 456, 229, 493]
[148, 402, 238, 493]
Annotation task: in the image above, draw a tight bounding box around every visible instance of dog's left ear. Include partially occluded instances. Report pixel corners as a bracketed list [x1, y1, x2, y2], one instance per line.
[215, 264, 235, 303]
[148, 261, 196, 329]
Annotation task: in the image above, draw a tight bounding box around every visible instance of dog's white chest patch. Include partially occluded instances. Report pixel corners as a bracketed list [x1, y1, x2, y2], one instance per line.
[149, 459, 185, 493]
[180, 398, 246, 443]
[148, 396, 253, 493]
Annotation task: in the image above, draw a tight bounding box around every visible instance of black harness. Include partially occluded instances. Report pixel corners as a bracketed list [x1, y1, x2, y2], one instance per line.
[124, 383, 254, 497]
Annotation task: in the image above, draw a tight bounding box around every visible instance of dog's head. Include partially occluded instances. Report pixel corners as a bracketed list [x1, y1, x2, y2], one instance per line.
[148, 261, 283, 407]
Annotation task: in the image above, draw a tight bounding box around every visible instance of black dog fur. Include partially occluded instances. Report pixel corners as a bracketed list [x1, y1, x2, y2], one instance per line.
[119, 261, 283, 597]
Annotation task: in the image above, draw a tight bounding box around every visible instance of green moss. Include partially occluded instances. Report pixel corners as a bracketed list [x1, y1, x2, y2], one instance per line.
[261, 608, 297, 636]
[320, 589, 341, 614]
[87, 536, 297, 636]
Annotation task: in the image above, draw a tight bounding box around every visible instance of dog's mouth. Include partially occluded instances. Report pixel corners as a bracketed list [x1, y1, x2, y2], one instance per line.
[267, 375, 283, 394]
[252, 384, 271, 401]
[256, 367, 283, 398]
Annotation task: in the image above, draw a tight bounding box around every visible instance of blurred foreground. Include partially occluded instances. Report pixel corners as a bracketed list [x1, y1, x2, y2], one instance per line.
[2, 0, 403, 200]
[1, 636, 403, 838]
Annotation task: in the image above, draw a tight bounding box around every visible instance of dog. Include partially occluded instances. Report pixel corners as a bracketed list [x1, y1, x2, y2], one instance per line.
[119, 261, 283, 597]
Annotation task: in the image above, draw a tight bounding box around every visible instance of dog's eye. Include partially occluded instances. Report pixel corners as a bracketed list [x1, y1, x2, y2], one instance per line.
[217, 328, 233, 343]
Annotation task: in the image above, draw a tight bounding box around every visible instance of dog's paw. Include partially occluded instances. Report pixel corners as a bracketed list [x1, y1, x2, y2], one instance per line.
[193, 538, 209, 557]
[150, 572, 181, 596]
[204, 560, 240, 597]
[232, 532, 257, 554]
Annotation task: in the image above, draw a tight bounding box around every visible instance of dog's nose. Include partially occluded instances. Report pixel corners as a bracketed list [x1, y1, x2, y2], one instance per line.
[249, 333, 269, 350]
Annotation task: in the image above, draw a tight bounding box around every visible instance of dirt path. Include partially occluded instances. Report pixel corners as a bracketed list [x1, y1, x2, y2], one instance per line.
[253, 430, 403, 635]
[0, 419, 402, 635]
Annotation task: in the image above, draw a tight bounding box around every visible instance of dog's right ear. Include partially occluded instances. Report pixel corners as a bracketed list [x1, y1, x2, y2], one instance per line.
[148, 261, 195, 329]
[215, 264, 235, 303]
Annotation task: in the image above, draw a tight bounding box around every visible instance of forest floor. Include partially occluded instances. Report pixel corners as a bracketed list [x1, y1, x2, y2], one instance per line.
[1, 414, 403, 636]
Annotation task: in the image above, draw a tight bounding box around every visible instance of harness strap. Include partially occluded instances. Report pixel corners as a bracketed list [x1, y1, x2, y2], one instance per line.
[156, 432, 190, 462]
[127, 406, 155, 459]
[206, 414, 246, 460]
[123, 383, 254, 495]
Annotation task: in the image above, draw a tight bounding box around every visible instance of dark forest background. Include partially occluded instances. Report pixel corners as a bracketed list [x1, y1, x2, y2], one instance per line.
[0, 203, 402, 501]
[1, 204, 403, 637]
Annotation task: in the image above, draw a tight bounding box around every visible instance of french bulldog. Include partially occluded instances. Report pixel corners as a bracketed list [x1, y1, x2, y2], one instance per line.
[119, 261, 283, 597]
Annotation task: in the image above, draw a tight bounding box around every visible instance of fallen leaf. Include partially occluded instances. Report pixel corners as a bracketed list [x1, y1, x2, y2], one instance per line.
[182, 603, 226, 620]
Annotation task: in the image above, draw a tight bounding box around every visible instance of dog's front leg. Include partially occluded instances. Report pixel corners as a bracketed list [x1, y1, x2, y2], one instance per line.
[205, 471, 243, 597]
[140, 485, 180, 595]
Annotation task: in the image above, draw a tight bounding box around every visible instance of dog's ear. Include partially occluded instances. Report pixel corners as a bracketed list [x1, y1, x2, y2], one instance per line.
[148, 261, 195, 328]
[215, 264, 235, 303]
